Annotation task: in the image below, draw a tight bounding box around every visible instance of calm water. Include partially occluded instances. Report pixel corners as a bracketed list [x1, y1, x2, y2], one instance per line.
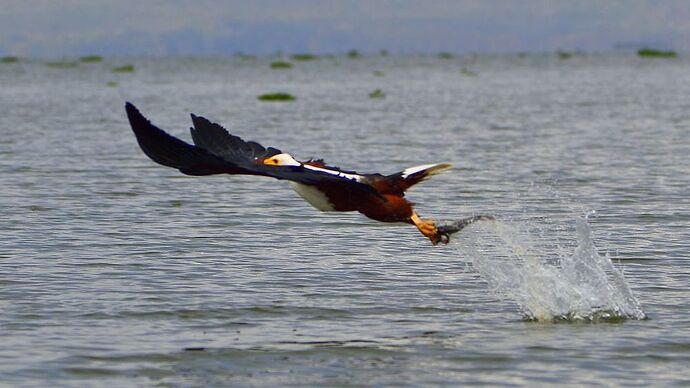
[1, 54, 689, 386]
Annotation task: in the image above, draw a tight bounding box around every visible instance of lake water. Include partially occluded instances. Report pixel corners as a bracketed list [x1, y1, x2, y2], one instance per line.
[1, 54, 689, 386]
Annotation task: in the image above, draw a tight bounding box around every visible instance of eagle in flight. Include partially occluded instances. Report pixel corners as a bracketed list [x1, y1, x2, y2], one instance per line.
[126, 103, 492, 245]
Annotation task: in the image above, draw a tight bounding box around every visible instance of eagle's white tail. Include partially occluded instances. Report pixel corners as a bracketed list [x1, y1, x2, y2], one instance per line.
[393, 163, 452, 191]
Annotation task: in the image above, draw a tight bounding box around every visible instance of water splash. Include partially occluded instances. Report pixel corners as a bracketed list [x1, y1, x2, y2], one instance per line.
[453, 216, 646, 322]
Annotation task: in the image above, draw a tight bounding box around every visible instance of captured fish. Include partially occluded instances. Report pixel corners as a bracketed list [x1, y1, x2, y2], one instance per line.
[436, 215, 496, 244]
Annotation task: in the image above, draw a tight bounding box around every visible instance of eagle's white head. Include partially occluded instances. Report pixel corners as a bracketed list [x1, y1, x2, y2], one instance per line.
[262, 153, 301, 167]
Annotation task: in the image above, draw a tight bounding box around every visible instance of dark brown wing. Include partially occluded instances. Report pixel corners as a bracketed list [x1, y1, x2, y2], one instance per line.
[189, 114, 282, 166]
[126, 102, 279, 176]
[126, 102, 383, 198]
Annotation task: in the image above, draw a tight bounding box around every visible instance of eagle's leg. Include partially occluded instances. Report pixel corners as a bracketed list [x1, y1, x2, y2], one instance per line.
[410, 212, 444, 245]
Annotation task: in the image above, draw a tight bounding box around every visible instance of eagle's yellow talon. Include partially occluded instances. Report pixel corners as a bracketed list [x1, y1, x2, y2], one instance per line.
[410, 213, 441, 245]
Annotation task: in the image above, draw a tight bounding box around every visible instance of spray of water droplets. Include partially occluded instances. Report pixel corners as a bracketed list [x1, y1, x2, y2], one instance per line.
[452, 214, 645, 322]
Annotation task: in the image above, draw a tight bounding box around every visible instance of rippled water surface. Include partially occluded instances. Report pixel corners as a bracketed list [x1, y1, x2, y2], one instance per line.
[2, 54, 689, 386]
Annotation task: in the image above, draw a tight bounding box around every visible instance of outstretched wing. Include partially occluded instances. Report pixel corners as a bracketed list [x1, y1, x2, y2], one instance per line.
[127, 102, 281, 176]
[186, 107, 380, 193]
[126, 102, 382, 197]
[189, 114, 282, 166]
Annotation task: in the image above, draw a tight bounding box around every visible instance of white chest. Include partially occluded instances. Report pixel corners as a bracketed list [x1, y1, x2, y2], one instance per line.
[289, 182, 336, 212]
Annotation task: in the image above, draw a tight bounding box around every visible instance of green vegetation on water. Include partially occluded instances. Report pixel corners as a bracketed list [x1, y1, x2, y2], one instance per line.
[257, 93, 296, 102]
[379, 49, 389, 56]
[106, 81, 118, 87]
[270, 61, 293, 69]
[637, 48, 677, 58]
[46, 61, 78, 69]
[438, 52, 453, 59]
[460, 68, 477, 77]
[291, 54, 318, 61]
[369, 89, 385, 99]
[1, 56, 20, 63]
[373, 70, 385, 77]
[348, 50, 360, 59]
[558, 51, 573, 60]
[79, 55, 103, 63]
[112, 64, 135, 73]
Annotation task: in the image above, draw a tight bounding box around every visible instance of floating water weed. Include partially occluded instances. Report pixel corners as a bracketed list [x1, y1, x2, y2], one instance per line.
[460, 68, 477, 77]
[348, 50, 360, 59]
[558, 51, 573, 60]
[369, 89, 385, 99]
[80, 55, 103, 63]
[258, 93, 296, 102]
[291, 54, 318, 61]
[112, 64, 135, 73]
[438, 52, 453, 59]
[270, 61, 293, 69]
[637, 48, 677, 58]
[1, 56, 20, 63]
